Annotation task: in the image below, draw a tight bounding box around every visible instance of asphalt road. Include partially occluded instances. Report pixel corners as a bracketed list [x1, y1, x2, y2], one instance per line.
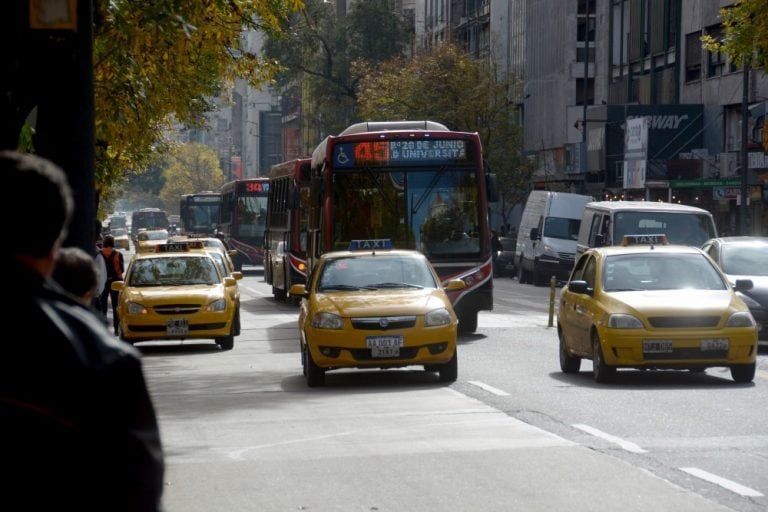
[138, 270, 768, 512]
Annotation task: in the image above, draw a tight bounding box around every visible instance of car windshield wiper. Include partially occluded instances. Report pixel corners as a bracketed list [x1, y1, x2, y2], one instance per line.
[320, 284, 376, 291]
[370, 282, 424, 289]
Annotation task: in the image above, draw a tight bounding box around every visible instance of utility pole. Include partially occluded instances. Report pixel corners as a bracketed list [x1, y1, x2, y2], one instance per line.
[739, 56, 749, 235]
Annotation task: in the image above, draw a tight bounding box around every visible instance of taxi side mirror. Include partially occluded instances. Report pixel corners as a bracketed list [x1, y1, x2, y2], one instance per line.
[734, 279, 753, 292]
[223, 276, 236, 287]
[228, 250, 239, 258]
[444, 279, 466, 291]
[110, 281, 124, 292]
[231, 271, 244, 281]
[289, 284, 308, 298]
[567, 280, 592, 295]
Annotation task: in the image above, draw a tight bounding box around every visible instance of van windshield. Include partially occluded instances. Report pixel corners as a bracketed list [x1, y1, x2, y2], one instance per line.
[543, 217, 580, 241]
[612, 212, 715, 246]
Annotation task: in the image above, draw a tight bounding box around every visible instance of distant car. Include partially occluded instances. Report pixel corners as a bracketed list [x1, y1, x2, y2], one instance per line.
[702, 236, 768, 343]
[111, 228, 131, 251]
[494, 236, 517, 277]
[136, 228, 169, 253]
[557, 235, 758, 383]
[289, 240, 465, 387]
[111, 241, 239, 350]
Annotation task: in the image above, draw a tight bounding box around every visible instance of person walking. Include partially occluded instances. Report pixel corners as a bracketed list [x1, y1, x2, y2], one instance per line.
[100, 234, 125, 335]
[0, 150, 164, 512]
[93, 218, 108, 313]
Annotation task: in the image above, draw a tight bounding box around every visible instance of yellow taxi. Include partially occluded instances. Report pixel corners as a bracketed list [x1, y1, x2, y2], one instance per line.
[181, 239, 244, 332]
[111, 241, 239, 349]
[289, 239, 465, 387]
[557, 235, 758, 383]
[136, 228, 169, 253]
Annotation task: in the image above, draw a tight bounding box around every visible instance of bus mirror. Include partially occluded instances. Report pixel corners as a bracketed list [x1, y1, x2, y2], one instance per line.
[486, 173, 499, 203]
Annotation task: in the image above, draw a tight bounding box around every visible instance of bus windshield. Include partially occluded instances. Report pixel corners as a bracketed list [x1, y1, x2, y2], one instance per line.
[331, 168, 480, 258]
[235, 194, 268, 238]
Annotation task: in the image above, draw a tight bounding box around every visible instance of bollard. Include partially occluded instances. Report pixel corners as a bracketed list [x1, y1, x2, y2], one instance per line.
[548, 275, 556, 327]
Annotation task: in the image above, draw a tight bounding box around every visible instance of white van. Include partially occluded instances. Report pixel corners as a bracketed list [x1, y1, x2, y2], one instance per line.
[575, 201, 718, 258]
[515, 191, 594, 285]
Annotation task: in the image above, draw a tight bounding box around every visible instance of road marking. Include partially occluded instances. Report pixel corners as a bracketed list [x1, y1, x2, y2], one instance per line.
[756, 369, 768, 381]
[680, 467, 764, 497]
[572, 423, 647, 453]
[467, 380, 510, 396]
[242, 285, 269, 297]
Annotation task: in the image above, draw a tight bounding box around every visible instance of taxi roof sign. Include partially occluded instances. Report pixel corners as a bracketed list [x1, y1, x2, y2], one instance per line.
[348, 239, 392, 251]
[156, 242, 192, 252]
[620, 234, 669, 246]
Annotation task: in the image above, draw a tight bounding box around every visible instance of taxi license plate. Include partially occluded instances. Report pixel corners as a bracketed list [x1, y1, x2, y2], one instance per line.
[366, 335, 403, 358]
[643, 340, 673, 353]
[166, 319, 189, 336]
[701, 338, 729, 351]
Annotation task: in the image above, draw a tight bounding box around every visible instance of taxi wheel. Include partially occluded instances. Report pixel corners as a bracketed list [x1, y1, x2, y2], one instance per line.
[233, 307, 241, 336]
[458, 312, 478, 334]
[438, 351, 458, 383]
[591, 332, 615, 383]
[306, 347, 325, 387]
[558, 329, 581, 373]
[730, 363, 756, 383]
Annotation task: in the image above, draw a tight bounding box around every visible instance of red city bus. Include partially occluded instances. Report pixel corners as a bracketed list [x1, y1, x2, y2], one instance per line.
[218, 178, 270, 270]
[264, 158, 312, 302]
[306, 121, 498, 333]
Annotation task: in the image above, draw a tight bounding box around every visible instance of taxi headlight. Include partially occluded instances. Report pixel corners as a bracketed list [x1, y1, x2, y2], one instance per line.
[726, 311, 756, 328]
[608, 314, 643, 329]
[206, 299, 227, 312]
[126, 302, 147, 315]
[425, 308, 451, 327]
[311, 312, 343, 329]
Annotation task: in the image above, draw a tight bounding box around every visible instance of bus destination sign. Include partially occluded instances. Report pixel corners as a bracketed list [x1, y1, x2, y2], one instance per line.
[239, 181, 269, 194]
[334, 140, 469, 168]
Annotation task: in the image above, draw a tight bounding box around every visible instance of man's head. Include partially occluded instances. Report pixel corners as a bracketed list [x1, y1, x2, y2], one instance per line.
[103, 235, 115, 248]
[1, 151, 73, 259]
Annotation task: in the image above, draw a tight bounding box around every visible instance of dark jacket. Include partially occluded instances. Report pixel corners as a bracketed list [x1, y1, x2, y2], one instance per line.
[1, 258, 164, 511]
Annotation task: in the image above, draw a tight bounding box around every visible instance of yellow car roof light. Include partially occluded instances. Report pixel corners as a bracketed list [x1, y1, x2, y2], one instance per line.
[620, 234, 669, 247]
[348, 239, 392, 251]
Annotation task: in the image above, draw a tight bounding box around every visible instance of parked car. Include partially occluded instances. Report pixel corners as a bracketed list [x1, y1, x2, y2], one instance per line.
[558, 235, 758, 383]
[289, 239, 465, 387]
[702, 236, 768, 343]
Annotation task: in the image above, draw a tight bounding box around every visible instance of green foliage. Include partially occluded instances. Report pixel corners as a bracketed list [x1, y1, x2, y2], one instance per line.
[263, 0, 408, 136]
[356, 44, 533, 226]
[93, 0, 302, 193]
[702, 0, 768, 71]
[159, 143, 226, 213]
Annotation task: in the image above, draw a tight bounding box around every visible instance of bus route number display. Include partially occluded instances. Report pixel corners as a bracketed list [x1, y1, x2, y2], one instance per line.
[334, 140, 468, 168]
[239, 181, 269, 194]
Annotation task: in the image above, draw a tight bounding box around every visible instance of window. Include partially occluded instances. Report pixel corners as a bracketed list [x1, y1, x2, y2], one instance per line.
[685, 32, 702, 82]
[706, 25, 725, 77]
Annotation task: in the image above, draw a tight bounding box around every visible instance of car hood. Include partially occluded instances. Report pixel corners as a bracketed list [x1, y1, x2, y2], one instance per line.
[123, 284, 224, 304]
[314, 289, 450, 317]
[605, 290, 744, 315]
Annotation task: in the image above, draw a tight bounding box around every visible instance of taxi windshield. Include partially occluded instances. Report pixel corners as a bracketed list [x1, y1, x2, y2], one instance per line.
[318, 255, 437, 291]
[602, 253, 726, 292]
[128, 256, 220, 286]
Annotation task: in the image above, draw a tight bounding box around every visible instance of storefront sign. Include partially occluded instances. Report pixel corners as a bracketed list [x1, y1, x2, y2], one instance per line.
[670, 178, 741, 188]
